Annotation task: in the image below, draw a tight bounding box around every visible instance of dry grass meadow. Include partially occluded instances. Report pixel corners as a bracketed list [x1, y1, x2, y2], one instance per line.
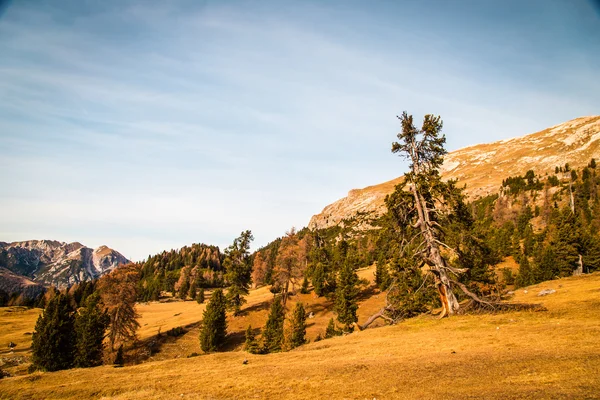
[1, 270, 599, 399]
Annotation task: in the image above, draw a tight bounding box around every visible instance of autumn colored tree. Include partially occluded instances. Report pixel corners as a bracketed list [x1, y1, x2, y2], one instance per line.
[98, 263, 141, 351]
[251, 250, 267, 288]
[274, 228, 307, 306]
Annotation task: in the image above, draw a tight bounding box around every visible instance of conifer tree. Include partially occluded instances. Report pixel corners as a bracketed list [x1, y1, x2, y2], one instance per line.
[31, 293, 76, 371]
[300, 276, 309, 294]
[262, 296, 285, 353]
[188, 280, 197, 300]
[325, 318, 341, 338]
[224, 230, 254, 315]
[244, 325, 260, 354]
[288, 302, 307, 349]
[74, 293, 110, 368]
[200, 289, 227, 352]
[196, 287, 205, 304]
[515, 255, 534, 288]
[114, 344, 124, 367]
[312, 263, 325, 297]
[334, 262, 359, 331]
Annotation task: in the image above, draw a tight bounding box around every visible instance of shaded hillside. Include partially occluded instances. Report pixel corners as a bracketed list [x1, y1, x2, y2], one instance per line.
[0, 268, 45, 305]
[0, 240, 129, 289]
[310, 115, 600, 230]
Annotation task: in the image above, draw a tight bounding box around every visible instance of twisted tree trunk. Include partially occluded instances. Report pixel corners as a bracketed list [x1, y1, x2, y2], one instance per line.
[410, 184, 460, 317]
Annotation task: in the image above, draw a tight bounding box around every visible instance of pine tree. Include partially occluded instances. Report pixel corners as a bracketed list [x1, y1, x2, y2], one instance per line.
[312, 263, 325, 297]
[244, 325, 260, 354]
[515, 255, 534, 288]
[288, 302, 307, 349]
[31, 293, 76, 371]
[199, 289, 227, 352]
[224, 230, 254, 315]
[196, 288, 205, 304]
[178, 278, 190, 300]
[300, 276, 309, 294]
[325, 318, 341, 338]
[74, 293, 110, 368]
[188, 280, 197, 300]
[114, 344, 124, 367]
[262, 296, 285, 353]
[334, 263, 359, 331]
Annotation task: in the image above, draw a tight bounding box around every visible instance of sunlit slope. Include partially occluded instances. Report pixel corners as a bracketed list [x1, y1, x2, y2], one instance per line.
[309, 115, 600, 229]
[1, 272, 599, 400]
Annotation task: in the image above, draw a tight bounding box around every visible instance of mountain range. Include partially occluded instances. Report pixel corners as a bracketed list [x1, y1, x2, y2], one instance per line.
[0, 240, 129, 290]
[309, 115, 600, 230]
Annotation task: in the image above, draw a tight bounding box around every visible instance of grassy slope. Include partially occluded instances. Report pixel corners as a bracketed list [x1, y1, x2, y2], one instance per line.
[1, 272, 599, 399]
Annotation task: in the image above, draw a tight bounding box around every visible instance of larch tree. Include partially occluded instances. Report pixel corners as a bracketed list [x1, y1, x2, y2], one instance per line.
[274, 228, 307, 306]
[224, 230, 254, 316]
[251, 250, 267, 288]
[98, 263, 141, 351]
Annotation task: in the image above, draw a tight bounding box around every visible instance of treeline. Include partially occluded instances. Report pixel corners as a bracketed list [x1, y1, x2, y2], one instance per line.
[137, 243, 224, 302]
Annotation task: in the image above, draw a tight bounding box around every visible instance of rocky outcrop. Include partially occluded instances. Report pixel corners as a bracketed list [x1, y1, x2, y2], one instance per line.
[0, 240, 129, 288]
[309, 116, 600, 230]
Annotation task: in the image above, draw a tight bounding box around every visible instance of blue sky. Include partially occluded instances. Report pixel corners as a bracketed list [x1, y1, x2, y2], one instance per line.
[1, 0, 599, 261]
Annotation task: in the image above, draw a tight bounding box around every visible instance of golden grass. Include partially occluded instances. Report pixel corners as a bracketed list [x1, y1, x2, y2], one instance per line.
[2, 272, 599, 399]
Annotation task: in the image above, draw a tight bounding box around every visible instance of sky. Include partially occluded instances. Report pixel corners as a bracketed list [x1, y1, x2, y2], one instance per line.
[0, 0, 599, 261]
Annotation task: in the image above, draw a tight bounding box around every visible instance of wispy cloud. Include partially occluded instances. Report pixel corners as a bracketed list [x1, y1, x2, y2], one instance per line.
[1, 0, 598, 259]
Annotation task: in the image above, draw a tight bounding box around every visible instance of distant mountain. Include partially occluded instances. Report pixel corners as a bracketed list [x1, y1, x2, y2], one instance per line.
[0, 267, 46, 302]
[0, 240, 129, 288]
[309, 115, 600, 230]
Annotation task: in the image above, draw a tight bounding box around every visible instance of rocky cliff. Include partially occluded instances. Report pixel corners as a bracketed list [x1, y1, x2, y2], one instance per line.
[309, 115, 600, 230]
[0, 240, 129, 288]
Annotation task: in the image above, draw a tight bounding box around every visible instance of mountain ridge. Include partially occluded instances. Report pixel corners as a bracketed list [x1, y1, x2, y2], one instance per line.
[309, 115, 600, 230]
[0, 239, 129, 289]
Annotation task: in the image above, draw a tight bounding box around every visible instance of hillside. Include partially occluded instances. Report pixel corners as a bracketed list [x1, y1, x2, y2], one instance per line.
[0, 268, 45, 304]
[309, 115, 600, 230]
[1, 272, 599, 399]
[0, 240, 129, 289]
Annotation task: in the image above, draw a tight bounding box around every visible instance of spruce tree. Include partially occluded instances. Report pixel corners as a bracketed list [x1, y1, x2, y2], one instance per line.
[224, 230, 254, 315]
[114, 344, 124, 367]
[199, 289, 227, 352]
[244, 325, 260, 354]
[262, 296, 285, 353]
[300, 276, 309, 294]
[74, 293, 110, 368]
[289, 302, 307, 349]
[325, 318, 341, 338]
[334, 262, 359, 331]
[515, 254, 535, 288]
[312, 263, 325, 297]
[31, 293, 76, 371]
[196, 288, 205, 304]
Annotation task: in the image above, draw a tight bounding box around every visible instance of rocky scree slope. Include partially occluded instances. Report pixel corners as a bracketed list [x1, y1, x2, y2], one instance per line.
[0, 240, 129, 288]
[309, 116, 600, 230]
